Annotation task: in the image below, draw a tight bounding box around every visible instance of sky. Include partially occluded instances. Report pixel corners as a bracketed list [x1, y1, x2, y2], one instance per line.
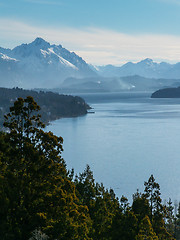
[1, 0, 180, 65]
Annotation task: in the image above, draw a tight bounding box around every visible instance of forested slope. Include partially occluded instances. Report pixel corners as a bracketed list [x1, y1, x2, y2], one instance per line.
[0, 87, 90, 127]
[151, 86, 180, 98]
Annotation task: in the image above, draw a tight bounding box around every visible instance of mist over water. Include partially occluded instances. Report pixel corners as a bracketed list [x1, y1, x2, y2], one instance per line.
[46, 92, 180, 202]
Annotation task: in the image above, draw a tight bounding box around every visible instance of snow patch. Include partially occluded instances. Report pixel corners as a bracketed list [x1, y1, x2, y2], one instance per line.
[0, 53, 18, 62]
[40, 48, 78, 69]
[48, 48, 78, 70]
[40, 49, 49, 58]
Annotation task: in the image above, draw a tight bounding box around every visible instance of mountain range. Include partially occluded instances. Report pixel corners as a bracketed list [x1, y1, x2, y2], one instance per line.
[95, 58, 180, 79]
[0, 37, 96, 88]
[1, 38, 180, 91]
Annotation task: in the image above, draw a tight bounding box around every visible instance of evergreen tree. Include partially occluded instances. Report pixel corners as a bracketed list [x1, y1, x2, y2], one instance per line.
[165, 198, 175, 237]
[135, 215, 158, 240]
[0, 97, 91, 240]
[144, 175, 162, 221]
[144, 175, 174, 240]
[111, 206, 138, 240]
[132, 189, 151, 224]
[75, 165, 120, 240]
[75, 165, 96, 207]
[110, 196, 138, 240]
[175, 202, 180, 240]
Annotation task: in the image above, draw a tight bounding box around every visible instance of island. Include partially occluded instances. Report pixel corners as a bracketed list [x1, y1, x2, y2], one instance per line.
[151, 86, 180, 98]
[0, 87, 90, 127]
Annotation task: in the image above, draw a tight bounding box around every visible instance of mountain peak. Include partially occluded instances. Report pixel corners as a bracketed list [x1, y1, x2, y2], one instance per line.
[139, 58, 154, 64]
[33, 37, 48, 44]
[30, 37, 50, 49]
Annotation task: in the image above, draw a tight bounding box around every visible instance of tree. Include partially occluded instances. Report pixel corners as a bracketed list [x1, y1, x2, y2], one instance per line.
[0, 97, 91, 240]
[132, 190, 151, 224]
[75, 165, 120, 240]
[165, 198, 175, 237]
[135, 215, 158, 240]
[143, 175, 174, 240]
[175, 202, 180, 239]
[75, 165, 96, 207]
[144, 175, 162, 221]
[111, 207, 138, 240]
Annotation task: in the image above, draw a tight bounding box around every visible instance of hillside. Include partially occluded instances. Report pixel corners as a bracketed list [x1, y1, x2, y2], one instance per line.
[0, 87, 90, 127]
[151, 86, 180, 98]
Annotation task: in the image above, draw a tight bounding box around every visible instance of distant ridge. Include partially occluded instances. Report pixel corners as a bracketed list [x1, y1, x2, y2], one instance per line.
[95, 58, 180, 79]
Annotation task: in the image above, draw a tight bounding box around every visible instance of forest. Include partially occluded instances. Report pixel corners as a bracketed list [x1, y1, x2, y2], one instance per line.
[0, 96, 180, 240]
[0, 87, 90, 128]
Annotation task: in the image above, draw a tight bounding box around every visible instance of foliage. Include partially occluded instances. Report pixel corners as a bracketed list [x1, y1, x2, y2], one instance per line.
[165, 198, 175, 236]
[175, 202, 180, 239]
[0, 97, 91, 240]
[135, 215, 158, 240]
[75, 165, 120, 239]
[132, 190, 150, 223]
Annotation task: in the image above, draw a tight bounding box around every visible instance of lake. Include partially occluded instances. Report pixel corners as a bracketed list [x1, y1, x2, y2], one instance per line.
[46, 92, 180, 202]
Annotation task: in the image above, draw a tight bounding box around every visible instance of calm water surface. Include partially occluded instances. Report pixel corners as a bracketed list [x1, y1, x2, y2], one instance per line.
[46, 92, 180, 201]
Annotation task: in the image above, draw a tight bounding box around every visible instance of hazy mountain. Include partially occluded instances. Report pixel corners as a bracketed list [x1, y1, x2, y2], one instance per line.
[95, 58, 180, 79]
[58, 75, 180, 93]
[59, 76, 134, 93]
[0, 38, 97, 88]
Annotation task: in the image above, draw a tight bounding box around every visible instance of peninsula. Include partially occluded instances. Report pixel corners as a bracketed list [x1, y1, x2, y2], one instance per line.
[0, 87, 90, 127]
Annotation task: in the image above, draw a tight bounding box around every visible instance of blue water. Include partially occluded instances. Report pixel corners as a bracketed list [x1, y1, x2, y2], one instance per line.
[46, 92, 180, 202]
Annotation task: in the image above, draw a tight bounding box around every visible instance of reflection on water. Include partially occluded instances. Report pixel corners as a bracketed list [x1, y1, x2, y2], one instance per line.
[46, 92, 180, 202]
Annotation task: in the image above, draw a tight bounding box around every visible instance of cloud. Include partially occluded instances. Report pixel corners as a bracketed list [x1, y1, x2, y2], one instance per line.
[0, 18, 180, 65]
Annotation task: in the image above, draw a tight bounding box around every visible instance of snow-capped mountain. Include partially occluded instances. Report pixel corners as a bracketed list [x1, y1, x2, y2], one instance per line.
[95, 58, 180, 79]
[1, 38, 180, 91]
[0, 38, 96, 88]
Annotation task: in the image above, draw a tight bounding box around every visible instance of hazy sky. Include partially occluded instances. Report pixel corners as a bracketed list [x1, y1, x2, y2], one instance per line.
[1, 0, 180, 65]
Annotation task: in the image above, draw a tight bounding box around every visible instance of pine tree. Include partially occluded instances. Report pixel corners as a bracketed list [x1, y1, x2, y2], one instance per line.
[165, 198, 175, 237]
[75, 165, 120, 240]
[132, 189, 151, 224]
[111, 207, 138, 240]
[175, 202, 180, 240]
[135, 215, 158, 240]
[144, 175, 162, 221]
[143, 175, 174, 240]
[0, 97, 91, 240]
